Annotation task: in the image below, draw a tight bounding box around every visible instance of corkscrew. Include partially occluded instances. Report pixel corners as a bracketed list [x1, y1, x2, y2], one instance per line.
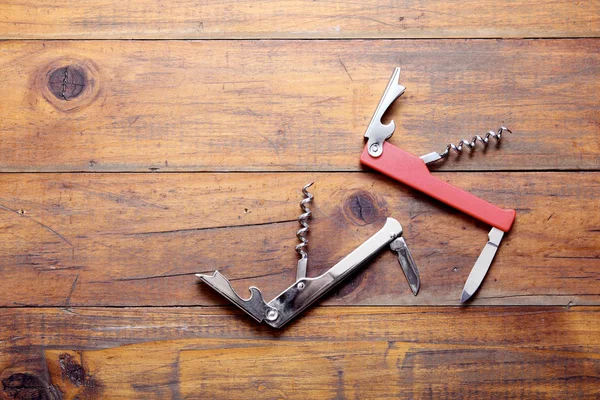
[295, 182, 313, 281]
[196, 183, 420, 328]
[420, 127, 511, 164]
[360, 67, 516, 302]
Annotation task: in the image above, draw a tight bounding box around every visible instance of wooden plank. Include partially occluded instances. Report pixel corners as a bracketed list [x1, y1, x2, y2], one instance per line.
[2, 307, 598, 349]
[178, 341, 600, 399]
[0, 306, 597, 399]
[0, 172, 597, 307]
[40, 339, 600, 399]
[0, 1, 598, 39]
[0, 39, 598, 172]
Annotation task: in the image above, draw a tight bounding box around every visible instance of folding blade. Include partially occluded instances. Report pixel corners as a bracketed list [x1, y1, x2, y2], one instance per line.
[390, 237, 420, 295]
[460, 227, 504, 302]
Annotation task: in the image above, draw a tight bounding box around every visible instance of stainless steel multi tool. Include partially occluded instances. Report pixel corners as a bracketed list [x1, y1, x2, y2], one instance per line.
[360, 68, 516, 302]
[197, 183, 420, 328]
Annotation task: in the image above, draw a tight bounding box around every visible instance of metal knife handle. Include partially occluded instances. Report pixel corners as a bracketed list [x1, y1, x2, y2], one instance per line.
[360, 143, 516, 232]
[265, 217, 403, 328]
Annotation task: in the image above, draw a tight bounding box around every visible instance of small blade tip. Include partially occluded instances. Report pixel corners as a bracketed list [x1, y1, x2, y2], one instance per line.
[411, 283, 420, 296]
[460, 290, 472, 303]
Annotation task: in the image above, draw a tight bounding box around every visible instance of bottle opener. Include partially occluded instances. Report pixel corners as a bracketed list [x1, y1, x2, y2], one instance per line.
[197, 183, 420, 328]
[360, 68, 516, 302]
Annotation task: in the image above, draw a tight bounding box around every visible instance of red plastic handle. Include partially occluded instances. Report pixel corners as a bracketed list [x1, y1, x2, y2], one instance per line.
[361, 142, 515, 232]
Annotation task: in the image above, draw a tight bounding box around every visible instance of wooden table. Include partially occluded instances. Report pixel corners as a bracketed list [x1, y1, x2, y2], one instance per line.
[0, 1, 599, 398]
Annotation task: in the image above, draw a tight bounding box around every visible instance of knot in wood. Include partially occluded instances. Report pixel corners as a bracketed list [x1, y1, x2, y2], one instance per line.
[59, 353, 86, 386]
[48, 66, 86, 101]
[2, 373, 49, 400]
[343, 190, 381, 226]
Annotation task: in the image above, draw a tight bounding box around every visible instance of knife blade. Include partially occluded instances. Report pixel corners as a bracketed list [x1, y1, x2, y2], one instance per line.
[390, 237, 420, 295]
[460, 227, 504, 302]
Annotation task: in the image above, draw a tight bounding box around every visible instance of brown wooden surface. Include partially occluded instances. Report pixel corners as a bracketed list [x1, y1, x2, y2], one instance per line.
[0, 172, 598, 307]
[0, 307, 598, 399]
[0, 39, 599, 172]
[1, 0, 599, 39]
[1, 1, 599, 399]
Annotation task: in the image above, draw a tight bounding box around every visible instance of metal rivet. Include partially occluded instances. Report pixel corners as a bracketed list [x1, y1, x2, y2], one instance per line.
[266, 309, 279, 321]
[370, 143, 380, 153]
[297, 282, 305, 290]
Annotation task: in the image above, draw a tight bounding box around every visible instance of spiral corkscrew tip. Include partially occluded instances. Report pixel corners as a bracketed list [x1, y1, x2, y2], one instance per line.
[295, 182, 313, 280]
[438, 126, 511, 159]
[296, 182, 314, 257]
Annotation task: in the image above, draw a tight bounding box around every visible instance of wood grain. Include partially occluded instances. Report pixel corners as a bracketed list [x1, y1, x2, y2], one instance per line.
[178, 341, 600, 399]
[1, 306, 597, 399]
[0, 172, 597, 308]
[1, 0, 598, 39]
[1, 1, 598, 396]
[1, 39, 598, 172]
[4, 307, 598, 349]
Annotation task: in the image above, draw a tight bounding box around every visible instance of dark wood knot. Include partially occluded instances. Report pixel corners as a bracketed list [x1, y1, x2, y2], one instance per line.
[39, 59, 100, 112]
[2, 373, 49, 400]
[343, 190, 381, 226]
[59, 353, 86, 386]
[47, 66, 86, 101]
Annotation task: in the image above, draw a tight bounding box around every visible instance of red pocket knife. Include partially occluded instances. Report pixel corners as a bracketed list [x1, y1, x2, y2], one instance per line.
[360, 68, 516, 302]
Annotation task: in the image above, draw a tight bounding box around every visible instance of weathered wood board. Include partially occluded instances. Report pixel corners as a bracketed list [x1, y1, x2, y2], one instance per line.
[0, 172, 597, 307]
[1, 0, 599, 39]
[1, 1, 599, 398]
[1, 307, 598, 399]
[0, 40, 598, 172]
